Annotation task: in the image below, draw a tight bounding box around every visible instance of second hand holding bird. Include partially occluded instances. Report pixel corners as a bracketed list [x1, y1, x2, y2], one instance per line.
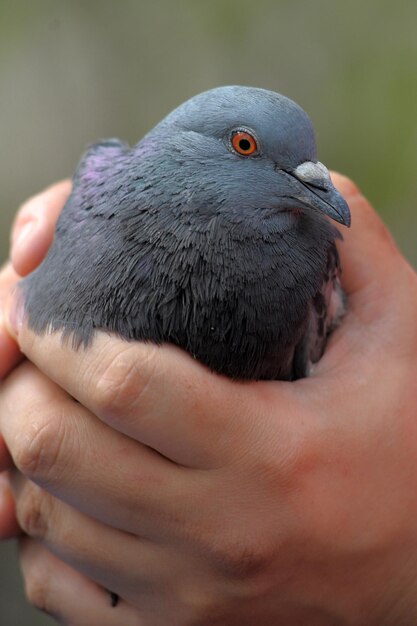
[0, 176, 417, 625]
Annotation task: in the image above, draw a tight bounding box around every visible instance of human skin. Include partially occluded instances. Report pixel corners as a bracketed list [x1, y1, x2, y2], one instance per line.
[0, 175, 416, 625]
[0, 181, 71, 537]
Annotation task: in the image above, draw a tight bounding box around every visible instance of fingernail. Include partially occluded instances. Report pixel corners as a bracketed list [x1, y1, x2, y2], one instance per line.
[12, 220, 37, 253]
[7, 290, 25, 337]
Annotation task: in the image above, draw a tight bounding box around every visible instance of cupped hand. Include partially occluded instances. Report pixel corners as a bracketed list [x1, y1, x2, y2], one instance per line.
[0, 181, 70, 537]
[1, 175, 417, 625]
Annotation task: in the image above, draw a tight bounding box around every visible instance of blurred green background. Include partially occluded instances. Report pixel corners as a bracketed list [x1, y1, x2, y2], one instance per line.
[0, 0, 416, 624]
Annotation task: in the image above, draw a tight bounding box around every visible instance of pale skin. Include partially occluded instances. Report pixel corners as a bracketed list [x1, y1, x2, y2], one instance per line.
[0, 175, 416, 625]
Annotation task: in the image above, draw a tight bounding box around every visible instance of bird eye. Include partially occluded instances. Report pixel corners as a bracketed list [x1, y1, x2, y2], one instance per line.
[230, 130, 258, 156]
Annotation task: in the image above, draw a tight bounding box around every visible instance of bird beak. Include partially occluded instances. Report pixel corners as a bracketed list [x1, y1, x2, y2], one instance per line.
[289, 161, 351, 227]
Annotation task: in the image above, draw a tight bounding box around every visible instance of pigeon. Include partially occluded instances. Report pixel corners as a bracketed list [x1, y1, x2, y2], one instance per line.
[19, 86, 350, 381]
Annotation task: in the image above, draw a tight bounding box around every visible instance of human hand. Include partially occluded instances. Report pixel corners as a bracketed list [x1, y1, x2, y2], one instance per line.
[0, 181, 70, 537]
[0, 181, 71, 378]
[1, 175, 417, 625]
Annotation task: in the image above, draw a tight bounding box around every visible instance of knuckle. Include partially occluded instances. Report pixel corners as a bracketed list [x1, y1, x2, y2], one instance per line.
[210, 536, 273, 581]
[25, 565, 54, 615]
[198, 507, 275, 584]
[17, 483, 50, 539]
[14, 408, 65, 480]
[177, 591, 225, 626]
[92, 343, 159, 418]
[174, 529, 276, 624]
[16, 483, 51, 539]
[246, 416, 320, 492]
[280, 436, 322, 493]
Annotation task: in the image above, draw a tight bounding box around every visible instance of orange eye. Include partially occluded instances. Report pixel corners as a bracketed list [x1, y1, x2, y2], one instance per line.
[231, 130, 258, 156]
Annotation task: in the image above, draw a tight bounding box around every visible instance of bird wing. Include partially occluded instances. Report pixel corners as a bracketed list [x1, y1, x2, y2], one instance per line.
[292, 244, 345, 379]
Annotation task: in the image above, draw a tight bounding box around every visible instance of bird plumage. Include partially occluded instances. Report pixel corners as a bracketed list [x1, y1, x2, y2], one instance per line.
[20, 86, 350, 380]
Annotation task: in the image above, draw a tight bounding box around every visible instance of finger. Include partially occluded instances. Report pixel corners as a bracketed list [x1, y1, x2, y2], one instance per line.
[0, 472, 20, 538]
[330, 173, 413, 307]
[11, 472, 172, 603]
[10, 180, 71, 277]
[1, 181, 71, 377]
[307, 174, 417, 379]
[0, 362, 204, 537]
[3, 317, 273, 466]
[19, 537, 143, 625]
[0, 262, 23, 378]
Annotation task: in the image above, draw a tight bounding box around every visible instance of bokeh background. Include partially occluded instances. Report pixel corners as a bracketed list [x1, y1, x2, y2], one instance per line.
[0, 0, 416, 624]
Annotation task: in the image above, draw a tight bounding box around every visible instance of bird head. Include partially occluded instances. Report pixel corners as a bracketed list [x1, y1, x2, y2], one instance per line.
[142, 86, 350, 230]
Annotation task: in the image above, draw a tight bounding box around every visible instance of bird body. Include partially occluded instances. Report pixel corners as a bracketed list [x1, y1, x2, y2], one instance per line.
[20, 86, 350, 380]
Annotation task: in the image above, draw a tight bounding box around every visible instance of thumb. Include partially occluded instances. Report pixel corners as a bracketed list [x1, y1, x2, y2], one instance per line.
[10, 180, 71, 277]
